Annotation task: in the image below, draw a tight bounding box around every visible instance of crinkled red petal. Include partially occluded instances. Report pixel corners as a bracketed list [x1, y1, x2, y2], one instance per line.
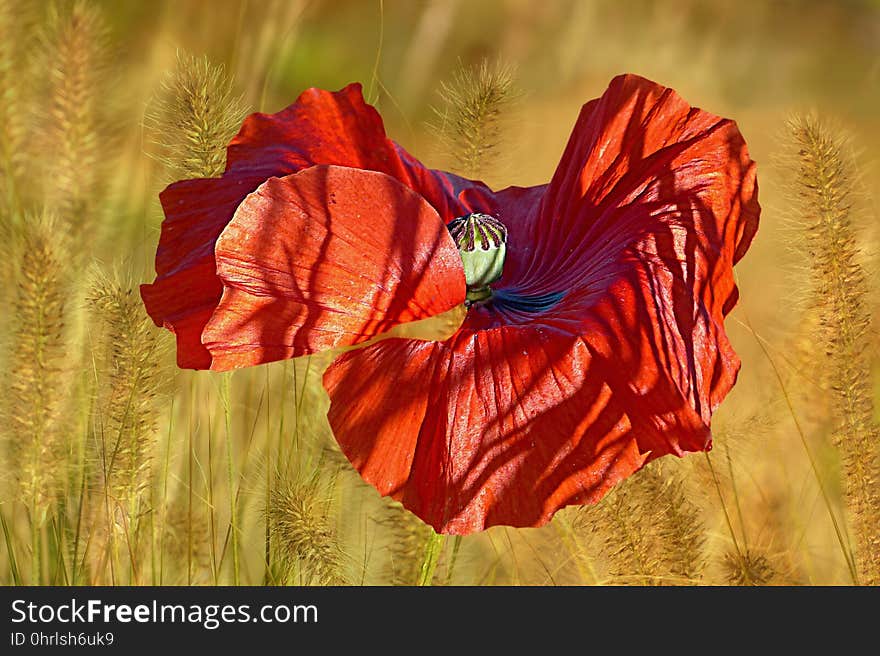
[202, 165, 466, 370]
[140, 174, 265, 368]
[322, 74, 759, 533]
[225, 83, 491, 222]
[325, 319, 714, 534]
[141, 82, 484, 369]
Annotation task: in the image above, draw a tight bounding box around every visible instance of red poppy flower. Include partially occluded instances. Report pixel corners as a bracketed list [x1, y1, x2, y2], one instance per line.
[141, 74, 759, 535]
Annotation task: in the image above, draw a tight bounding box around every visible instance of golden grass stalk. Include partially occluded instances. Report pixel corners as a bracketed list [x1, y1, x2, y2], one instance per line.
[429, 59, 516, 179]
[143, 52, 247, 584]
[789, 300, 833, 425]
[86, 272, 170, 581]
[268, 478, 348, 585]
[88, 272, 168, 509]
[37, 0, 110, 238]
[146, 53, 248, 180]
[787, 114, 880, 585]
[2, 214, 69, 523]
[646, 467, 706, 582]
[702, 447, 787, 585]
[579, 483, 654, 584]
[161, 496, 212, 585]
[576, 462, 706, 585]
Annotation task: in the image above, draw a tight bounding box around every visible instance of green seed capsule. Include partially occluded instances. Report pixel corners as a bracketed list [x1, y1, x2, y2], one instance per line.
[447, 213, 507, 303]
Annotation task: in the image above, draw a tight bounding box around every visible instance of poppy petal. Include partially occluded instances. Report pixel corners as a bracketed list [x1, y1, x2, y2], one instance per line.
[468, 73, 758, 422]
[323, 318, 710, 534]
[528, 72, 759, 423]
[322, 74, 759, 533]
[225, 82, 493, 222]
[140, 173, 266, 368]
[142, 83, 489, 368]
[201, 165, 466, 370]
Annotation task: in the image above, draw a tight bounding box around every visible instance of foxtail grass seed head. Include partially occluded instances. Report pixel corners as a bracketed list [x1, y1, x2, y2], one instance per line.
[430, 59, 516, 179]
[87, 272, 171, 527]
[0, 0, 34, 218]
[2, 214, 70, 522]
[146, 53, 248, 180]
[575, 462, 706, 585]
[37, 0, 110, 237]
[163, 497, 212, 584]
[721, 548, 779, 586]
[787, 114, 880, 585]
[648, 469, 707, 582]
[268, 480, 348, 585]
[378, 499, 433, 585]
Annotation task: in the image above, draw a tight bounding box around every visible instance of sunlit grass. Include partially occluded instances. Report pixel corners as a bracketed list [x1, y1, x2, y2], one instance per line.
[0, 0, 878, 586]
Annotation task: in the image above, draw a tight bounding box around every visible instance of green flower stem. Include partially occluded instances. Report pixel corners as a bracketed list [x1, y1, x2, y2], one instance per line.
[417, 529, 445, 586]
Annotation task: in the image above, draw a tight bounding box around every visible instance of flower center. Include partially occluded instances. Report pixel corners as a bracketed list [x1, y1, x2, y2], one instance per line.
[448, 213, 507, 304]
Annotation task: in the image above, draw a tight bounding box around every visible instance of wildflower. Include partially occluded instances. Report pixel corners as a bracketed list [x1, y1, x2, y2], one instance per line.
[142, 74, 759, 534]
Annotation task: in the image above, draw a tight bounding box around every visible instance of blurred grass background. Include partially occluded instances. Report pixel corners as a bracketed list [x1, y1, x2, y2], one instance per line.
[1, 0, 879, 585]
